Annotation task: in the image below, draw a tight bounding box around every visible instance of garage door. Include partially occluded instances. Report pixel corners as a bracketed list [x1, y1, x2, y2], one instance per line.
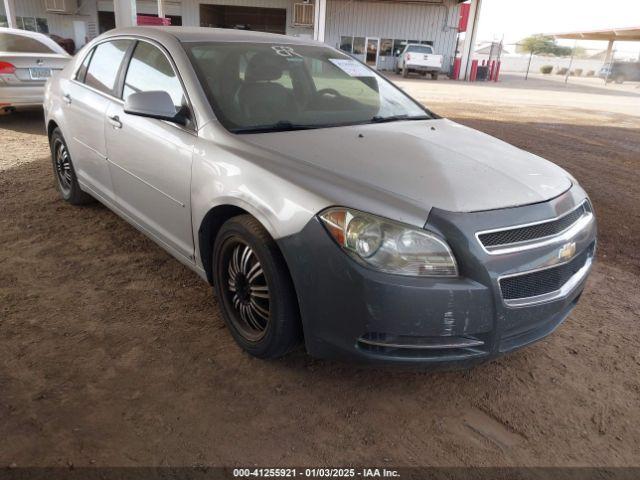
[200, 4, 286, 35]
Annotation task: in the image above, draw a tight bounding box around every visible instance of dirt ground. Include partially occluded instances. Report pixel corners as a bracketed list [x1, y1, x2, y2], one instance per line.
[1, 75, 639, 468]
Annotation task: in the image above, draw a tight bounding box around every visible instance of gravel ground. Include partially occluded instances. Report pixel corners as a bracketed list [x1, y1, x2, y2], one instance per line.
[1, 76, 639, 468]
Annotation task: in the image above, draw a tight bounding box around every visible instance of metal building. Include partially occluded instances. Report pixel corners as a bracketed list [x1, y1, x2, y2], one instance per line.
[1, 0, 478, 74]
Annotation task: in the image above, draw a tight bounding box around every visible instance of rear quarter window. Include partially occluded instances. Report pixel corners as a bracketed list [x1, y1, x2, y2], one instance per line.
[0, 32, 56, 53]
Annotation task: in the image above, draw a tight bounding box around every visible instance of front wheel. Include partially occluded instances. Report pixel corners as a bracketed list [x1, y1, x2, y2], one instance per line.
[213, 215, 301, 358]
[402, 66, 409, 78]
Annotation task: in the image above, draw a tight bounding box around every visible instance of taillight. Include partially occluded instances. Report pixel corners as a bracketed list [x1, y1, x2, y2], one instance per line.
[0, 61, 16, 74]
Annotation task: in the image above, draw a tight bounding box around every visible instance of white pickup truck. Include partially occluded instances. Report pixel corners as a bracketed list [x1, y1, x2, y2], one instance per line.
[396, 44, 442, 79]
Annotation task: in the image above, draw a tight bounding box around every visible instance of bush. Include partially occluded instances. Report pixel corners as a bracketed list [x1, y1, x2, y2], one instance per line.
[586, 70, 595, 77]
[574, 68, 583, 76]
[557, 67, 568, 75]
[540, 65, 553, 74]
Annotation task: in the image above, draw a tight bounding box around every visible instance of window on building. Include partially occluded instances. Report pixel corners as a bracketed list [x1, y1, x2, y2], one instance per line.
[36, 18, 50, 33]
[0, 15, 7, 28]
[84, 40, 132, 96]
[14, 16, 49, 33]
[123, 41, 186, 109]
[380, 39, 393, 57]
[420, 40, 434, 46]
[408, 40, 419, 45]
[339, 36, 353, 54]
[392, 39, 406, 56]
[352, 37, 365, 55]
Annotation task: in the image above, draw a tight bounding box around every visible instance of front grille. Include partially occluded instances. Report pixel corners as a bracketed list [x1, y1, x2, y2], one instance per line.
[479, 202, 589, 248]
[500, 246, 592, 300]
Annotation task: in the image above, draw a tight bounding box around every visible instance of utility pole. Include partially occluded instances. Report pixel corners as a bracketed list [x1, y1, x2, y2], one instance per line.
[564, 39, 577, 84]
[525, 49, 534, 80]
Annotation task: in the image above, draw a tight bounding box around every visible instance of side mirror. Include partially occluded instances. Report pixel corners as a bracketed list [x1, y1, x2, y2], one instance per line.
[124, 90, 187, 125]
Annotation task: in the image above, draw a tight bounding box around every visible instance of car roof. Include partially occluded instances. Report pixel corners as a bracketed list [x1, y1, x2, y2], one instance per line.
[0, 27, 69, 55]
[101, 26, 322, 46]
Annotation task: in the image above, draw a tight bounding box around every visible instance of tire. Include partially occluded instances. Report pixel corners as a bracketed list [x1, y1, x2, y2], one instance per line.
[431, 72, 439, 80]
[213, 215, 301, 358]
[402, 66, 409, 78]
[49, 128, 93, 205]
[614, 74, 625, 84]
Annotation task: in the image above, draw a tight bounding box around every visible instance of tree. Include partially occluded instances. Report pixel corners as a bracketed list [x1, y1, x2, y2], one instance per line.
[517, 35, 574, 57]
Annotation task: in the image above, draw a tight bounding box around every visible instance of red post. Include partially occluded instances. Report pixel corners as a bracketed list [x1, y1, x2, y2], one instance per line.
[489, 60, 495, 81]
[452, 58, 461, 80]
[469, 59, 478, 81]
[493, 61, 501, 82]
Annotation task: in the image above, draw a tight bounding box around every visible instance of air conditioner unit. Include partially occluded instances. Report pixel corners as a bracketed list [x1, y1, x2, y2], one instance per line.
[293, 3, 314, 27]
[44, 0, 78, 15]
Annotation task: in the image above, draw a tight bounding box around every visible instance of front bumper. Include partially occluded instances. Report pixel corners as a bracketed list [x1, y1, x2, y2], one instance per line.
[278, 187, 596, 367]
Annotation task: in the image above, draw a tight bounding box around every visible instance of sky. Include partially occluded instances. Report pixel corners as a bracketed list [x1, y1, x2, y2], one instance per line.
[476, 0, 640, 55]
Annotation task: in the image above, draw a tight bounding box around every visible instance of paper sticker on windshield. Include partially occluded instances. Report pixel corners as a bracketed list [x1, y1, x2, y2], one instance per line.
[329, 58, 375, 77]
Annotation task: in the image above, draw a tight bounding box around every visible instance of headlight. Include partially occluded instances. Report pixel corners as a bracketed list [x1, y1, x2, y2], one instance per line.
[319, 207, 458, 277]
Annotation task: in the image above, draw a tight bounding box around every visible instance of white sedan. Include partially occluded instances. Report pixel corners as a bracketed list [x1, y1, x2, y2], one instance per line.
[0, 27, 70, 112]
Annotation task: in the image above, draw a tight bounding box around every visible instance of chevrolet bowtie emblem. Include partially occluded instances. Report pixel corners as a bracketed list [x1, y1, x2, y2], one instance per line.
[558, 242, 576, 261]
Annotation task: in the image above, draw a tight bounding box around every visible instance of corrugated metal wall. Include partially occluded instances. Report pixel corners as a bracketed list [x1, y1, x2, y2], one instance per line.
[325, 0, 460, 71]
[0, 0, 99, 43]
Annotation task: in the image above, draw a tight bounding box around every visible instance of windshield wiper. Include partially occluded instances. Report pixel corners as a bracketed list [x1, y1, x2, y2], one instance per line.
[370, 114, 432, 124]
[232, 121, 323, 134]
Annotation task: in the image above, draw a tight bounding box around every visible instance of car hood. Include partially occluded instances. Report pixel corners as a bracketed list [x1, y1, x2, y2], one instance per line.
[240, 118, 572, 217]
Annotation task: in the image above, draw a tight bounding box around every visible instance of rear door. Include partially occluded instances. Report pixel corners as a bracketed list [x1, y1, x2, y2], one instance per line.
[62, 39, 133, 201]
[104, 39, 196, 260]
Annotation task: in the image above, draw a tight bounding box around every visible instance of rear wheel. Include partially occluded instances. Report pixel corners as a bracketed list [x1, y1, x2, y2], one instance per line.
[49, 128, 93, 205]
[213, 215, 301, 358]
[431, 72, 439, 80]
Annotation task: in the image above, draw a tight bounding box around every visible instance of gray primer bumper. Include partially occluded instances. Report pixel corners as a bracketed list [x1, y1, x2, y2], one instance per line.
[277, 187, 596, 366]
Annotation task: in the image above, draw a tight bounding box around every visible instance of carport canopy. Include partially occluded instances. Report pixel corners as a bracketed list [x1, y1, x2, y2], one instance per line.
[549, 26, 640, 63]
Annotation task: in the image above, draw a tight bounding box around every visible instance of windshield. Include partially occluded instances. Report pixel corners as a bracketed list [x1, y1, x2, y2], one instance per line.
[184, 41, 432, 133]
[406, 45, 433, 54]
[0, 32, 56, 54]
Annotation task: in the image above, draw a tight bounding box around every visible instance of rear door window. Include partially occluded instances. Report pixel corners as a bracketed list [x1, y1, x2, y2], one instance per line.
[84, 40, 132, 96]
[0, 32, 56, 53]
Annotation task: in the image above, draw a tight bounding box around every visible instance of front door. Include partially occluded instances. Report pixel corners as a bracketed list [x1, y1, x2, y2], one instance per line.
[104, 40, 195, 260]
[365, 38, 379, 68]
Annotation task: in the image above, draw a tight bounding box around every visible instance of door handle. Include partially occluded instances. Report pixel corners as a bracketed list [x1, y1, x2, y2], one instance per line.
[63, 93, 72, 105]
[108, 115, 122, 129]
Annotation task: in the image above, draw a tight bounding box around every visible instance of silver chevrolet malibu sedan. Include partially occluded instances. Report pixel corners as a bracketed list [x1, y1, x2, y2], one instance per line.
[43, 27, 597, 366]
